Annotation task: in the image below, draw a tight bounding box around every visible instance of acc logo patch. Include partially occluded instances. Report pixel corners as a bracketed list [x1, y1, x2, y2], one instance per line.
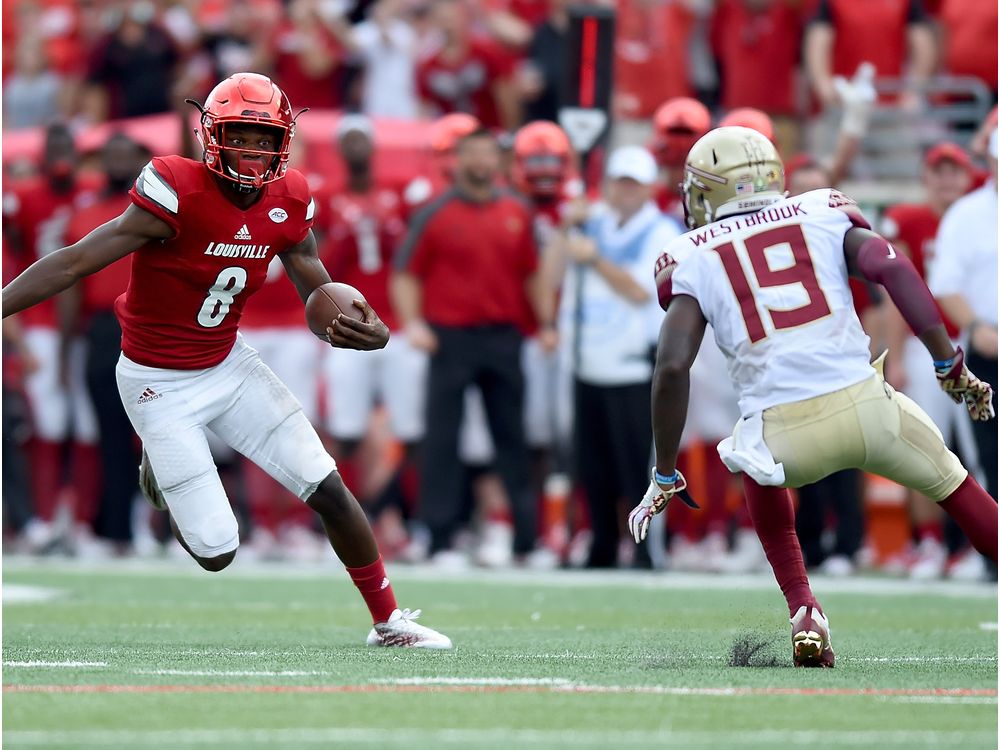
[268, 208, 288, 224]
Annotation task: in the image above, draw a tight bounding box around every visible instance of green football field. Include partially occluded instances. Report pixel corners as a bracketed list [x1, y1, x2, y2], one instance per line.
[3, 557, 997, 750]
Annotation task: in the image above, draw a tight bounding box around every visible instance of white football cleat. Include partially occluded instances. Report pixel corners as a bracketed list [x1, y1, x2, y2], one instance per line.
[366, 608, 453, 649]
[138, 450, 167, 511]
[790, 605, 835, 668]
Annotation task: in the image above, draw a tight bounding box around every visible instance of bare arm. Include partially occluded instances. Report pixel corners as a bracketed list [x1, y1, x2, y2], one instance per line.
[804, 22, 838, 108]
[567, 234, 649, 304]
[905, 23, 936, 94]
[651, 295, 707, 475]
[279, 229, 388, 351]
[2, 205, 172, 319]
[492, 77, 522, 133]
[390, 270, 423, 328]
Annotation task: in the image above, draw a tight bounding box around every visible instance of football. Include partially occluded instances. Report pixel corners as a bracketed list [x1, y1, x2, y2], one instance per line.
[305, 282, 366, 339]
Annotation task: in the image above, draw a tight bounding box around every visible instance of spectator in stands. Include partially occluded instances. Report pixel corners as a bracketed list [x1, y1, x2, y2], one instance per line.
[83, 1, 181, 121]
[710, 1, 804, 120]
[258, 0, 353, 110]
[352, 0, 421, 118]
[804, 0, 935, 111]
[518, 0, 572, 123]
[58, 133, 149, 555]
[936, 0, 997, 96]
[615, 0, 698, 119]
[928, 128, 998, 578]
[392, 128, 556, 563]
[553, 146, 680, 568]
[881, 143, 979, 579]
[195, 2, 265, 82]
[416, 0, 520, 130]
[3, 36, 67, 130]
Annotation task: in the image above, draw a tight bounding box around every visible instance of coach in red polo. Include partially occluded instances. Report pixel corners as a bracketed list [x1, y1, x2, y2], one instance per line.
[392, 128, 556, 561]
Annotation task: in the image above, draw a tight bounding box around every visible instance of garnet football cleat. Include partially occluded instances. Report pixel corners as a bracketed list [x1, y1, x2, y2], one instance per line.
[138, 450, 167, 512]
[366, 608, 453, 649]
[790, 605, 835, 668]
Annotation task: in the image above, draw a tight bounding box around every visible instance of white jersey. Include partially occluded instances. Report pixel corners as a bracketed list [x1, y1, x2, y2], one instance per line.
[657, 189, 873, 416]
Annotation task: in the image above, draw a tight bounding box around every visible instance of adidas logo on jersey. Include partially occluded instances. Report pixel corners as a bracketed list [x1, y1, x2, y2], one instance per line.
[234, 224, 252, 240]
[137, 387, 162, 404]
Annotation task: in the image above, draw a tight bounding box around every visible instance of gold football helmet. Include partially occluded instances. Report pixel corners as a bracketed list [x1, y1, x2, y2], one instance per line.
[681, 126, 785, 229]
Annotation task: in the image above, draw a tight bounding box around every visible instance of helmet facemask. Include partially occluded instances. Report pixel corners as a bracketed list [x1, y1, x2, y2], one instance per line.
[518, 152, 567, 200]
[201, 119, 292, 192]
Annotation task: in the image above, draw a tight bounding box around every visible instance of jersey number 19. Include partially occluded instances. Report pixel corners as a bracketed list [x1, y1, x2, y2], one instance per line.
[715, 224, 831, 344]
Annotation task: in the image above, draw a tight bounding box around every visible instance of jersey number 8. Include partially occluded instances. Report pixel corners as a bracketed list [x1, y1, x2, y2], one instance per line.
[198, 267, 248, 328]
[715, 224, 831, 344]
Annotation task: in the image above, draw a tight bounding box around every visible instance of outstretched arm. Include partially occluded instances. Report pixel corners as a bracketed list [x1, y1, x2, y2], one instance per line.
[2, 205, 172, 319]
[844, 226, 994, 420]
[651, 294, 708, 475]
[280, 230, 389, 350]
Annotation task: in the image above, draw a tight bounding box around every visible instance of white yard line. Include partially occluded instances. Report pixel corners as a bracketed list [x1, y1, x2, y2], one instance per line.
[4, 556, 995, 599]
[979, 622, 998, 631]
[130, 669, 333, 677]
[3, 661, 107, 668]
[2, 728, 995, 747]
[2, 584, 62, 603]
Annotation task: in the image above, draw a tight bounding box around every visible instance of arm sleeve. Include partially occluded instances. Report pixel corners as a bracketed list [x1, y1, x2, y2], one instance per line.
[129, 159, 181, 235]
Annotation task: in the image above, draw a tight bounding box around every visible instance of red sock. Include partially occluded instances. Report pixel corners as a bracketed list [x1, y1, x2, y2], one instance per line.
[915, 521, 943, 543]
[743, 476, 817, 616]
[243, 460, 280, 532]
[704, 451, 731, 536]
[346, 556, 398, 624]
[28, 439, 63, 521]
[939, 475, 998, 562]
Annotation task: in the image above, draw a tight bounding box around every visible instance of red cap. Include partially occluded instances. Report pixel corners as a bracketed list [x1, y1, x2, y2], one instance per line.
[924, 143, 972, 171]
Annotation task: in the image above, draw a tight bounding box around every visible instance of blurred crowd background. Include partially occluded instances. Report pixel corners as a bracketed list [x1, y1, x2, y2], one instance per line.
[1, 0, 997, 582]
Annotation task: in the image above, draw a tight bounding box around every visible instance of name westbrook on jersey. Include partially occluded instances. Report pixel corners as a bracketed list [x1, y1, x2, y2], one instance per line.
[122, 155, 316, 369]
[658, 188, 874, 416]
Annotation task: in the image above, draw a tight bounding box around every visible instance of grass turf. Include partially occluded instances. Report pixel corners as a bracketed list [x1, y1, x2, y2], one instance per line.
[2, 558, 997, 749]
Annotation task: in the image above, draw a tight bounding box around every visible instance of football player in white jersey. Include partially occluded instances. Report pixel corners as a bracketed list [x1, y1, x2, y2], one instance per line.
[628, 127, 997, 668]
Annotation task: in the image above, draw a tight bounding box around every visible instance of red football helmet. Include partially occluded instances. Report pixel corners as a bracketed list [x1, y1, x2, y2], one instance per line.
[192, 73, 297, 190]
[651, 97, 711, 169]
[428, 113, 481, 179]
[512, 121, 572, 199]
[718, 107, 775, 144]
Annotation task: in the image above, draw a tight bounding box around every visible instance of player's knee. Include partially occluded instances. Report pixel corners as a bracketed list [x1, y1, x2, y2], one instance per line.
[180, 509, 240, 565]
[194, 548, 237, 572]
[307, 471, 355, 521]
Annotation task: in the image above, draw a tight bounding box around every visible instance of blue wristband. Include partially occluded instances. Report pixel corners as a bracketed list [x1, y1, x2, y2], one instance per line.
[933, 356, 956, 371]
[654, 469, 678, 485]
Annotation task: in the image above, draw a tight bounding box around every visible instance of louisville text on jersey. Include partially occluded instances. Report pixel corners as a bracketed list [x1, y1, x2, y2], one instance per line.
[203, 242, 271, 259]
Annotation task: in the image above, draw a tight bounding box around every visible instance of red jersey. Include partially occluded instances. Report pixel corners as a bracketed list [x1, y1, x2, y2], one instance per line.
[268, 21, 344, 109]
[815, 0, 926, 83]
[710, 0, 802, 115]
[64, 192, 133, 321]
[122, 156, 314, 369]
[318, 186, 407, 331]
[396, 188, 538, 328]
[417, 37, 514, 129]
[2, 175, 100, 328]
[939, 0, 997, 88]
[880, 203, 960, 337]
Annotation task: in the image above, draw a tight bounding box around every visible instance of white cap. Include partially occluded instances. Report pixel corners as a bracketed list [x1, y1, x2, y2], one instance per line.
[990, 128, 998, 159]
[605, 145, 658, 185]
[336, 114, 374, 141]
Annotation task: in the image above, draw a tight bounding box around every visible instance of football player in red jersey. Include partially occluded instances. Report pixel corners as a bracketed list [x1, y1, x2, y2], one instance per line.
[649, 98, 711, 220]
[2, 123, 102, 552]
[318, 114, 420, 554]
[2, 73, 451, 649]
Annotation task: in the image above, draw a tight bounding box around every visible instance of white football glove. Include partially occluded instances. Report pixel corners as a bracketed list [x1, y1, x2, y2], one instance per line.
[628, 468, 697, 544]
[833, 62, 876, 137]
